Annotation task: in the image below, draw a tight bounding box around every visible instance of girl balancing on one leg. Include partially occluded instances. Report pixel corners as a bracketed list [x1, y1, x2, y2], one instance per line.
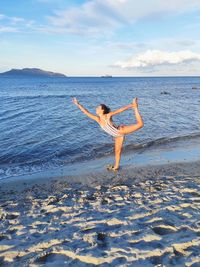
[72, 97, 144, 171]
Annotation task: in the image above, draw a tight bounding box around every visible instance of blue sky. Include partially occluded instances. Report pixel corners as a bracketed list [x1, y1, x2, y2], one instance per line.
[0, 0, 200, 76]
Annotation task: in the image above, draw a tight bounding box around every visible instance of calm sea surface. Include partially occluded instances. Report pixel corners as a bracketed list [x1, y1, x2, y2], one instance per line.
[0, 76, 200, 180]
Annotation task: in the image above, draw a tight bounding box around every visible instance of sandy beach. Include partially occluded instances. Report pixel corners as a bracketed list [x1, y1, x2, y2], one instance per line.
[1, 0, 200, 265]
[0, 155, 200, 266]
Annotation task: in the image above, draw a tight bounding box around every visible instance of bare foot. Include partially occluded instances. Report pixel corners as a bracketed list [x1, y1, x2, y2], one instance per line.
[132, 98, 138, 109]
[106, 164, 119, 172]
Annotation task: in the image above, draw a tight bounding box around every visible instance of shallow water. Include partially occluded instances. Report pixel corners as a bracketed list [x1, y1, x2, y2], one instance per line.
[0, 76, 200, 179]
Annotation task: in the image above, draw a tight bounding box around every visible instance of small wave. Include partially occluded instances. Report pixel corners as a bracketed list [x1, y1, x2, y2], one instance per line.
[1, 131, 200, 166]
[0, 94, 86, 101]
[0, 109, 38, 123]
[144, 132, 200, 147]
[53, 130, 200, 164]
[121, 132, 200, 154]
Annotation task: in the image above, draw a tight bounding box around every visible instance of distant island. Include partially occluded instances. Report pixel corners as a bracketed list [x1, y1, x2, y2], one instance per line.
[0, 68, 67, 78]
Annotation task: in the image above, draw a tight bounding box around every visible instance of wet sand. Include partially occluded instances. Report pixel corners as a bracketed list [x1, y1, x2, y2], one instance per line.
[0, 158, 200, 266]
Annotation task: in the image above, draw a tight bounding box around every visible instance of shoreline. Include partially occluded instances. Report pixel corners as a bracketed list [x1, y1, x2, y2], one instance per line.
[0, 137, 200, 192]
[0, 159, 200, 198]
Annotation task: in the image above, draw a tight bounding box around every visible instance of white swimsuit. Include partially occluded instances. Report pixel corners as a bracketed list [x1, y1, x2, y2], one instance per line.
[100, 117, 123, 137]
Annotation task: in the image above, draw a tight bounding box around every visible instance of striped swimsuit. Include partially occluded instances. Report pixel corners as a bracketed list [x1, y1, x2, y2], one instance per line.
[100, 117, 124, 137]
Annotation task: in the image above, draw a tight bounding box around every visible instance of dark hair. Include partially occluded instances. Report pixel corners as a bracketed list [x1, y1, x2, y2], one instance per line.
[100, 104, 110, 114]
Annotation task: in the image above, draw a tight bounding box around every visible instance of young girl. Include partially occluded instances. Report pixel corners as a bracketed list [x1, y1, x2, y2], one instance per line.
[72, 97, 144, 171]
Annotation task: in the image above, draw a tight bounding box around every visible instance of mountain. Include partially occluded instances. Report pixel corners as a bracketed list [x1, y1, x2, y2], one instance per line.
[0, 68, 67, 78]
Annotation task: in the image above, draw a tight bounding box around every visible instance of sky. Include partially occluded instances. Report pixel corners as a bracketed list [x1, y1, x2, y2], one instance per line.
[0, 0, 200, 76]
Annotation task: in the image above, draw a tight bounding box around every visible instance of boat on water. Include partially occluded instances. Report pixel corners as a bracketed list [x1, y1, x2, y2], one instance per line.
[100, 75, 113, 78]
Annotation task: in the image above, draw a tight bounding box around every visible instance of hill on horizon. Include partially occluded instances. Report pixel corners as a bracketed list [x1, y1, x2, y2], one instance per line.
[0, 68, 67, 78]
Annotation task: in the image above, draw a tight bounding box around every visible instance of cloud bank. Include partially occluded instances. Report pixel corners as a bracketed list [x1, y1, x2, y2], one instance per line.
[113, 50, 200, 70]
[2, 1, 200, 36]
[47, 0, 200, 35]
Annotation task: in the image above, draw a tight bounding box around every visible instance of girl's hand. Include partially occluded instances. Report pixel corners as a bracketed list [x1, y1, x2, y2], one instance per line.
[72, 97, 79, 106]
[132, 98, 138, 108]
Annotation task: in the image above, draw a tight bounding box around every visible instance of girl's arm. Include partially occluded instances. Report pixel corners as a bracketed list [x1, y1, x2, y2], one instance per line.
[109, 104, 132, 117]
[72, 98, 99, 122]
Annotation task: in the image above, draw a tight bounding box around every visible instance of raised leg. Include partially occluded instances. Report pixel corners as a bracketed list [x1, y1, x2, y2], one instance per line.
[119, 98, 144, 135]
[114, 136, 124, 170]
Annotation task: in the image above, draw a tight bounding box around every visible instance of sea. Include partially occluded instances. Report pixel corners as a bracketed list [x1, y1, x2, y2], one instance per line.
[0, 76, 200, 180]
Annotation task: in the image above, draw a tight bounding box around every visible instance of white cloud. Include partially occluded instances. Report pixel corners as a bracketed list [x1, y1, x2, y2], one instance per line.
[0, 26, 19, 33]
[0, 14, 6, 20]
[0, 14, 25, 23]
[106, 38, 198, 54]
[46, 0, 200, 35]
[9, 17, 25, 25]
[0, 14, 35, 34]
[104, 0, 200, 22]
[113, 50, 200, 69]
[47, 1, 119, 35]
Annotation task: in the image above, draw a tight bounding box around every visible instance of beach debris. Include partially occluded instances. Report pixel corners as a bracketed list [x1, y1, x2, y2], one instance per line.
[97, 232, 106, 241]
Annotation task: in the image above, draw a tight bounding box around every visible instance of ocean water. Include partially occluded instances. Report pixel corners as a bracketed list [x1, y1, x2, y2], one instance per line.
[0, 76, 200, 180]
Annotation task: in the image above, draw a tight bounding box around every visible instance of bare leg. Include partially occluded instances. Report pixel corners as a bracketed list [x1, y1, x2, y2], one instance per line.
[119, 98, 143, 135]
[114, 136, 124, 170]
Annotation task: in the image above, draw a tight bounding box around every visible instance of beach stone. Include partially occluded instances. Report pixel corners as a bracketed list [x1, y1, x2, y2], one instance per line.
[97, 232, 106, 241]
[101, 197, 112, 205]
[86, 194, 96, 201]
[101, 199, 109, 205]
[0, 234, 9, 241]
[5, 212, 19, 220]
[47, 196, 59, 205]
